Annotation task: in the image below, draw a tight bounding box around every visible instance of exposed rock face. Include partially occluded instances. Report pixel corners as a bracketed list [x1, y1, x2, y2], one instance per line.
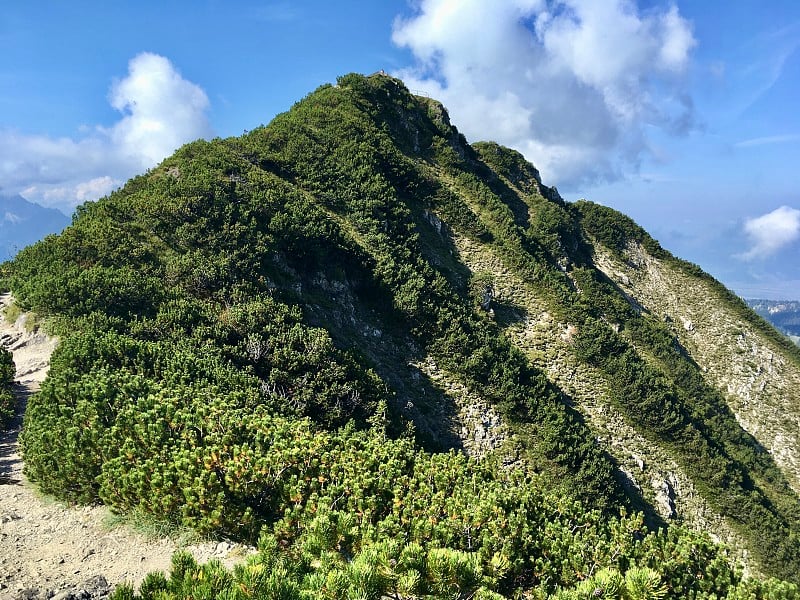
[478, 283, 494, 312]
[651, 473, 678, 520]
[450, 223, 755, 573]
[423, 208, 446, 236]
[0, 296, 57, 386]
[413, 356, 510, 458]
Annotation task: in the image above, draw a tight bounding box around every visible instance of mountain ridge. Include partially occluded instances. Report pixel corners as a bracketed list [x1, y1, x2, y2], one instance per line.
[3, 73, 800, 597]
[0, 194, 70, 260]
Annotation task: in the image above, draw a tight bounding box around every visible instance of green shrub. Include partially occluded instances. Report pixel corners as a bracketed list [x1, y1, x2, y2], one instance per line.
[0, 347, 14, 427]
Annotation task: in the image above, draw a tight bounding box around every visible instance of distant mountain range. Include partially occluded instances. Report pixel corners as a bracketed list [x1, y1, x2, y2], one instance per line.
[0, 194, 70, 261]
[747, 299, 800, 345]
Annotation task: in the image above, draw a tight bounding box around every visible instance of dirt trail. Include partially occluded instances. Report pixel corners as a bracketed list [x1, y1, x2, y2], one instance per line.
[0, 294, 251, 600]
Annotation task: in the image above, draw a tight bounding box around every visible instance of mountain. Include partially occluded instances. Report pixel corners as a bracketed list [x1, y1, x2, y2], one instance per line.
[0, 194, 70, 260]
[4, 73, 800, 597]
[747, 299, 800, 345]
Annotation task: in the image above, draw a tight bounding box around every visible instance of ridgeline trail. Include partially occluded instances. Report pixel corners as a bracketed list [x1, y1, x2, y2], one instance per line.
[0, 293, 251, 600]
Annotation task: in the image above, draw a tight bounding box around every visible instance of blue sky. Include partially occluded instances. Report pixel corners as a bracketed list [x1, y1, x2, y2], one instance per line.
[1, 1, 799, 299]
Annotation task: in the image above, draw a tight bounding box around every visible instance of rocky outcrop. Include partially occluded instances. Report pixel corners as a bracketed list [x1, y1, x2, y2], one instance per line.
[450, 234, 753, 570]
[413, 356, 510, 458]
[0, 295, 57, 386]
[593, 243, 800, 496]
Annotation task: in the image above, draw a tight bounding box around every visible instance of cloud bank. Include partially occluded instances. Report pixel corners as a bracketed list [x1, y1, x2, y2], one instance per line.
[0, 53, 211, 211]
[739, 206, 800, 261]
[393, 0, 696, 188]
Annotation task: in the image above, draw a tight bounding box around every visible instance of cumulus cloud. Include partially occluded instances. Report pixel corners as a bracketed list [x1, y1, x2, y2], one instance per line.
[75, 176, 118, 202]
[738, 206, 800, 260]
[392, 0, 696, 188]
[0, 53, 211, 211]
[108, 53, 211, 169]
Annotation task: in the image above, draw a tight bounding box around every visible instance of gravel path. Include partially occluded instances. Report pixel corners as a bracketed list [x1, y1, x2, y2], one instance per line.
[0, 294, 251, 600]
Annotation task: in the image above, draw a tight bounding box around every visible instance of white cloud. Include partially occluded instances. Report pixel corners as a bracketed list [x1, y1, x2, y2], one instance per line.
[108, 53, 211, 169]
[75, 176, 119, 202]
[734, 134, 800, 149]
[724, 24, 800, 119]
[738, 206, 800, 260]
[0, 53, 211, 211]
[393, 0, 696, 188]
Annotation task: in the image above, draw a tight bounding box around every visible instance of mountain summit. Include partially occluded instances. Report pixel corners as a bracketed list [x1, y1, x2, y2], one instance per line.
[4, 73, 800, 597]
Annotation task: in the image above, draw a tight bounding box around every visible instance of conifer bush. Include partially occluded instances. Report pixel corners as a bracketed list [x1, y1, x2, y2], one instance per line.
[0, 347, 14, 427]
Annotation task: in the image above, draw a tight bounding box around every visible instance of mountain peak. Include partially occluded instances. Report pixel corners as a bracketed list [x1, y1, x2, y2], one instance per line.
[5, 74, 800, 594]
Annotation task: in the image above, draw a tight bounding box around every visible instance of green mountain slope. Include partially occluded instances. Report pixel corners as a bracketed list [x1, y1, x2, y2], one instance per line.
[3, 73, 800, 597]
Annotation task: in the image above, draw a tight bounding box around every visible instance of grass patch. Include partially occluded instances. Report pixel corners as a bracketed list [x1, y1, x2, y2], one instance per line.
[103, 507, 203, 546]
[0, 301, 42, 333]
[2, 301, 21, 325]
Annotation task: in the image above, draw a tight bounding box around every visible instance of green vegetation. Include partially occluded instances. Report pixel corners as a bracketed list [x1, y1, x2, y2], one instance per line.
[2, 300, 22, 325]
[6, 73, 800, 596]
[571, 202, 800, 579]
[0, 346, 14, 427]
[577, 201, 800, 368]
[107, 498, 797, 599]
[575, 200, 668, 260]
